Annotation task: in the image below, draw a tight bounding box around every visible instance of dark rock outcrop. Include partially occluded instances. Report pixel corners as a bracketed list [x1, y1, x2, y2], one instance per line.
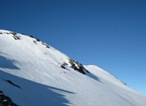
[0, 91, 18, 106]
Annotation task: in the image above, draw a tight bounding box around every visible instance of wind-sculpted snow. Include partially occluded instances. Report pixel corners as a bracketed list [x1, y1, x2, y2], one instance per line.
[0, 30, 146, 106]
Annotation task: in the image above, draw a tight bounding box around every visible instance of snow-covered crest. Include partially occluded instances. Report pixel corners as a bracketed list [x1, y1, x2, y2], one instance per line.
[0, 30, 146, 106]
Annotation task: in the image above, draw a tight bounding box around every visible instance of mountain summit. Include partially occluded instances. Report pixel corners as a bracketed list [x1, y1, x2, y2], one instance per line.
[0, 30, 146, 106]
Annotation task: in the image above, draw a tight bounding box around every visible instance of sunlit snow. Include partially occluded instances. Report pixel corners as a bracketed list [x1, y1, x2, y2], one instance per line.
[0, 30, 146, 106]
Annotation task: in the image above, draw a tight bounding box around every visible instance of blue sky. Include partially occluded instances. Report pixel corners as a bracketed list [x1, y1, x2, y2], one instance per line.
[0, 0, 146, 95]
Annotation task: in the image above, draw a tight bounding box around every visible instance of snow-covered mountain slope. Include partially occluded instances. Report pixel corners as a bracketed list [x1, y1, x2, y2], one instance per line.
[0, 30, 146, 106]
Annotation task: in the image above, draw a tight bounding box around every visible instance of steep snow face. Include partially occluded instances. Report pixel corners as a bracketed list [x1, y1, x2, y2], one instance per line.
[0, 30, 146, 106]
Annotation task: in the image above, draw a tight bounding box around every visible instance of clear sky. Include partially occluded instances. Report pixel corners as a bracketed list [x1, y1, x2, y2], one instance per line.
[0, 0, 146, 96]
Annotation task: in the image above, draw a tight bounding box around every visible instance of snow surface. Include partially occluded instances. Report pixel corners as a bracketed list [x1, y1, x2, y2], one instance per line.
[0, 30, 146, 106]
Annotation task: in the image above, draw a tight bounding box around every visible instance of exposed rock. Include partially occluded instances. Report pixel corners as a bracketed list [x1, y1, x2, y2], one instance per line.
[0, 91, 18, 106]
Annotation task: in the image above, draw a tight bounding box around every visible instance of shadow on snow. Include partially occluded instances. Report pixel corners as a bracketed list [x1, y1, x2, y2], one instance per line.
[0, 70, 74, 106]
[0, 56, 19, 69]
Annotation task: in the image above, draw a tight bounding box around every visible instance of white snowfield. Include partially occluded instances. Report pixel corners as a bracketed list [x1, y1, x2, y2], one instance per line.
[0, 30, 146, 106]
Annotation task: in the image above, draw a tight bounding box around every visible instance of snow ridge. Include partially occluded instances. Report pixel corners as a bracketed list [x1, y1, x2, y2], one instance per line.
[0, 30, 146, 106]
